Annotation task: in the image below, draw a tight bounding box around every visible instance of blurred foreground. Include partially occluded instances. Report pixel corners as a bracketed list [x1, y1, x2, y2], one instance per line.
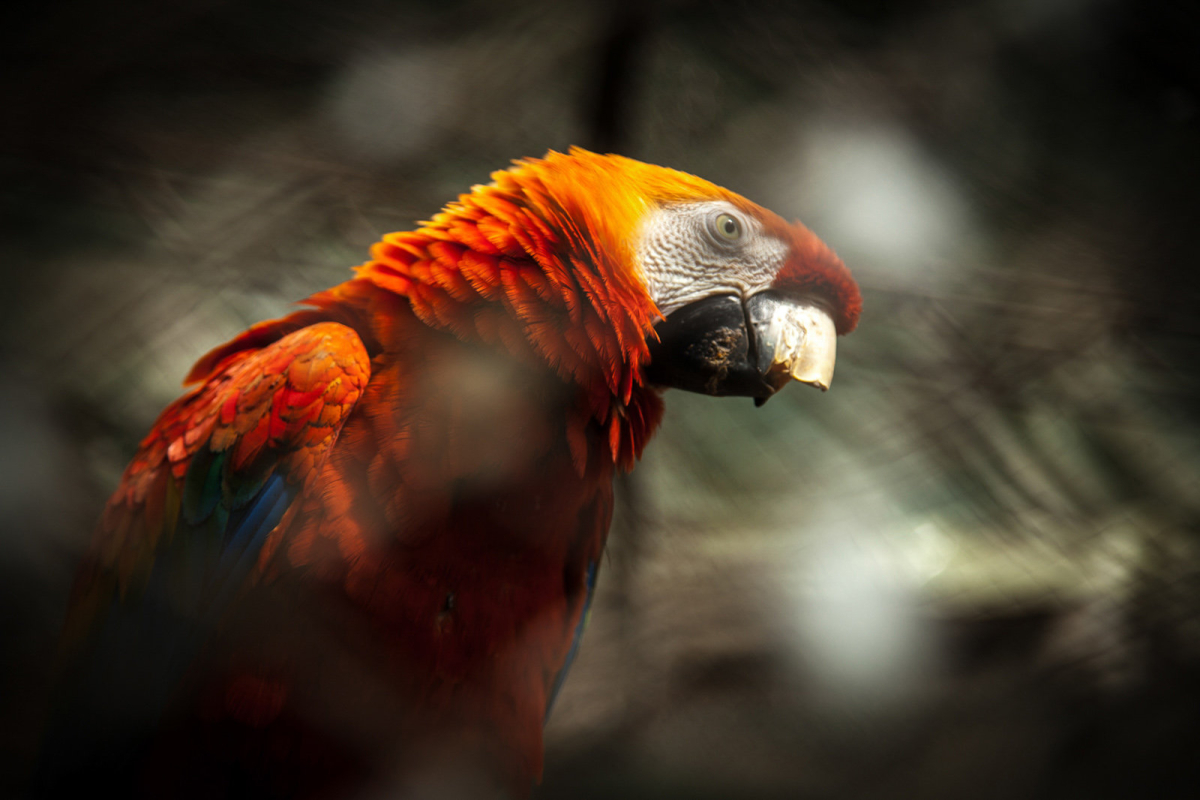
[3, 0, 1199, 797]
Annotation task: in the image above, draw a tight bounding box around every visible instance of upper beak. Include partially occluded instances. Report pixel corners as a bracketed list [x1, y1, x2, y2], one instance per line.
[643, 292, 839, 403]
[745, 292, 837, 393]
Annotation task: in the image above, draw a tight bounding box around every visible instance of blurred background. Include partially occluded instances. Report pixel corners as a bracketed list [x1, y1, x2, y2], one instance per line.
[3, 0, 1200, 797]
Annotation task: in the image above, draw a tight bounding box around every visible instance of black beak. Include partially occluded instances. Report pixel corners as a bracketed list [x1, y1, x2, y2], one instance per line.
[644, 293, 838, 404]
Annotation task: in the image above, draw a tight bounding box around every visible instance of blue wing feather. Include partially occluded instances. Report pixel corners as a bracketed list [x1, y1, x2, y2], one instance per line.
[545, 559, 598, 722]
[36, 467, 296, 794]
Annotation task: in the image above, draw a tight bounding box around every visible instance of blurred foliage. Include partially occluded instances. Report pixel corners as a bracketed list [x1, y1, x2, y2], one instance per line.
[2, 0, 1199, 797]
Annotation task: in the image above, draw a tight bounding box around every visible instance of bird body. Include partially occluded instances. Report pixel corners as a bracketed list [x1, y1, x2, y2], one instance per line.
[42, 149, 860, 798]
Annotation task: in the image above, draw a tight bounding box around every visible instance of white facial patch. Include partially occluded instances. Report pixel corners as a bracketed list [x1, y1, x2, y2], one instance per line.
[635, 201, 790, 318]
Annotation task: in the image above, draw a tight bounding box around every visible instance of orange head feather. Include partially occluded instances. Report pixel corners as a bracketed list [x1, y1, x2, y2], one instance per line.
[189, 149, 860, 471]
[489, 148, 860, 334]
[350, 147, 858, 404]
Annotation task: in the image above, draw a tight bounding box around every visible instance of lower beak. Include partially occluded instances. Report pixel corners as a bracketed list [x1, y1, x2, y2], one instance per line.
[644, 292, 839, 403]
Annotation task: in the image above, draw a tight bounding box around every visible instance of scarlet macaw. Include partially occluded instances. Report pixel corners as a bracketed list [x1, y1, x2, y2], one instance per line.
[40, 148, 861, 798]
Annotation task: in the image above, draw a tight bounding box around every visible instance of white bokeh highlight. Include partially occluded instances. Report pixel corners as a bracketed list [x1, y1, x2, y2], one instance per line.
[323, 50, 461, 162]
[786, 527, 938, 713]
[784, 120, 974, 284]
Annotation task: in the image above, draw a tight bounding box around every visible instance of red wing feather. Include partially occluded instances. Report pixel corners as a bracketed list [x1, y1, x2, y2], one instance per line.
[66, 321, 371, 641]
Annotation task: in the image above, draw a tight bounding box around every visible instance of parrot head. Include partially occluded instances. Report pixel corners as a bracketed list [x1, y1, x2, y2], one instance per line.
[478, 148, 862, 406]
[635, 189, 860, 402]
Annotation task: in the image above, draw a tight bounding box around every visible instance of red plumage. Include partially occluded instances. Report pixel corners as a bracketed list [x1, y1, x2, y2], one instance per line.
[46, 149, 860, 799]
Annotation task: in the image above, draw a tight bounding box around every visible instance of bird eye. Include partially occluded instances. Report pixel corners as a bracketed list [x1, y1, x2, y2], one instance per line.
[711, 213, 742, 243]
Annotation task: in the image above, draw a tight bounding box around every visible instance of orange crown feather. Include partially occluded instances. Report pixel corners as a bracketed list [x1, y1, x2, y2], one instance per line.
[185, 148, 858, 471]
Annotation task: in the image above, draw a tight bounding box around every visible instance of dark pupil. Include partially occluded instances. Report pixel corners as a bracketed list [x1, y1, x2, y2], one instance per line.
[722, 218, 737, 236]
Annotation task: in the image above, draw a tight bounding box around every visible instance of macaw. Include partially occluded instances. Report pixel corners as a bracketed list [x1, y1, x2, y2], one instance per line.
[39, 148, 860, 799]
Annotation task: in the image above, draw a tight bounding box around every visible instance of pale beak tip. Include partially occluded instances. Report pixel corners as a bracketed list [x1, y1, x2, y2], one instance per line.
[784, 329, 836, 393]
[750, 294, 840, 398]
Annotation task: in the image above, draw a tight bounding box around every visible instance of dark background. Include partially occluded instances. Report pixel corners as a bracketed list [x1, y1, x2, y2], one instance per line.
[3, 0, 1200, 797]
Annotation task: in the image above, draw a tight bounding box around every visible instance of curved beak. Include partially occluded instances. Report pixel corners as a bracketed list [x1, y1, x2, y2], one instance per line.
[644, 292, 839, 404]
[745, 292, 837, 393]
